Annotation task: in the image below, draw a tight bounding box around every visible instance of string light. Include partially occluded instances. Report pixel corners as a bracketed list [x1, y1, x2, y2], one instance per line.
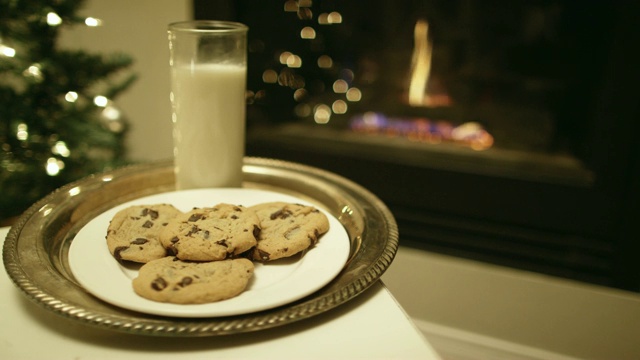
[16, 123, 28, 141]
[332, 79, 348, 93]
[327, 12, 343, 24]
[300, 27, 316, 39]
[23, 63, 43, 81]
[45, 157, 65, 176]
[284, 0, 297, 12]
[332, 100, 348, 114]
[262, 69, 278, 83]
[278, 51, 293, 65]
[314, 104, 331, 124]
[0, 44, 16, 57]
[346, 87, 362, 102]
[318, 12, 343, 25]
[317, 55, 333, 69]
[64, 91, 79, 103]
[84, 17, 103, 27]
[93, 95, 109, 107]
[46, 12, 62, 26]
[293, 88, 308, 101]
[286, 54, 302, 68]
[52, 141, 70, 157]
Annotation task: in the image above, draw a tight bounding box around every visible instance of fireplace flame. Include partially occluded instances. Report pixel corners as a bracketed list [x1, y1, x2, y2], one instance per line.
[408, 20, 432, 107]
[407, 20, 452, 107]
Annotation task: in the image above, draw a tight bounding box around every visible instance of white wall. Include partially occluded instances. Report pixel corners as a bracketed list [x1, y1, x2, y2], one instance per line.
[60, 0, 191, 162]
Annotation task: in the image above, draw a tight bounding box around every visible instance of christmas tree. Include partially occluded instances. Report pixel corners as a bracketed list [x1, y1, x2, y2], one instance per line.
[0, 0, 136, 223]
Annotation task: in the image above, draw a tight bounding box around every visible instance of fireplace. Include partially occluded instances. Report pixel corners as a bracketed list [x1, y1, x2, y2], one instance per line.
[195, 1, 640, 292]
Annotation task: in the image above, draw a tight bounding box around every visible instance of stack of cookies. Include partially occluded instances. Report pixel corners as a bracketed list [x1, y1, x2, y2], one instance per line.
[105, 202, 330, 304]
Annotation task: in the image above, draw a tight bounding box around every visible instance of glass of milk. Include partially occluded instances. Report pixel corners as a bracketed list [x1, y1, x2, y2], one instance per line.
[168, 21, 248, 189]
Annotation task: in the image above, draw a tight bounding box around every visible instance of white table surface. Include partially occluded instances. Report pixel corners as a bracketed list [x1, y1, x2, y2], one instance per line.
[1, 226, 440, 359]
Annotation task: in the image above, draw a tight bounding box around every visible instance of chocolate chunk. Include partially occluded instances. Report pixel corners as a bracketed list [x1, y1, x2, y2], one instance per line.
[170, 236, 179, 243]
[255, 248, 271, 261]
[231, 215, 238, 220]
[253, 225, 261, 239]
[151, 277, 168, 291]
[114, 246, 129, 262]
[179, 276, 193, 287]
[186, 225, 199, 236]
[216, 239, 228, 247]
[142, 220, 154, 228]
[270, 208, 292, 220]
[131, 238, 148, 245]
[141, 208, 159, 220]
[188, 213, 204, 222]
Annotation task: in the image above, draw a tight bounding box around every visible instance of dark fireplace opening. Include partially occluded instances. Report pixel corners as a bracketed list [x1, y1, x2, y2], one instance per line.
[196, 1, 640, 292]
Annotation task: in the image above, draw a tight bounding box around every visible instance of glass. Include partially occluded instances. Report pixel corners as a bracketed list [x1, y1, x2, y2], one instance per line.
[168, 20, 248, 189]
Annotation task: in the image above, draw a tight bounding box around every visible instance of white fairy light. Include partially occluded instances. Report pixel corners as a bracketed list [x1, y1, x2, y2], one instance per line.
[0, 44, 16, 57]
[85, 17, 102, 27]
[16, 123, 28, 141]
[64, 91, 79, 103]
[93, 95, 109, 107]
[52, 141, 70, 157]
[45, 157, 65, 176]
[46, 12, 62, 26]
[23, 64, 43, 79]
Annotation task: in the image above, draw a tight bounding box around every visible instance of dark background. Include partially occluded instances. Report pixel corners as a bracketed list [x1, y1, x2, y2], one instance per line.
[195, 0, 640, 292]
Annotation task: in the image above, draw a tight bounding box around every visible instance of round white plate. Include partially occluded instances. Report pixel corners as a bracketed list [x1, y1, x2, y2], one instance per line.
[68, 188, 350, 318]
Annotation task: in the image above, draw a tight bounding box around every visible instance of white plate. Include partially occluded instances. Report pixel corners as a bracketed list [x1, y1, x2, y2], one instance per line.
[68, 188, 350, 318]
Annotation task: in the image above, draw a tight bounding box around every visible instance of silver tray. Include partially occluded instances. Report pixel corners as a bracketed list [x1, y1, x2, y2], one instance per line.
[3, 157, 398, 336]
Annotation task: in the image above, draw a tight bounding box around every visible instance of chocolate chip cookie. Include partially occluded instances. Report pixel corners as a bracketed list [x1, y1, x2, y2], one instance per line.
[159, 203, 260, 261]
[248, 202, 330, 261]
[106, 204, 182, 263]
[132, 256, 255, 304]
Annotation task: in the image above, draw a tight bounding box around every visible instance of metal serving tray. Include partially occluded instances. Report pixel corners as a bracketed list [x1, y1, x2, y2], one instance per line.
[3, 157, 398, 336]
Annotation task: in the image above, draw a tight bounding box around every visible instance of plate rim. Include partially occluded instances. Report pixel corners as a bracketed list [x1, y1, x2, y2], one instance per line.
[2, 157, 399, 337]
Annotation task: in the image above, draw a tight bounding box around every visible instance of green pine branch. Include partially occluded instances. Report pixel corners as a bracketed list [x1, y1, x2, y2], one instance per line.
[1, 0, 136, 222]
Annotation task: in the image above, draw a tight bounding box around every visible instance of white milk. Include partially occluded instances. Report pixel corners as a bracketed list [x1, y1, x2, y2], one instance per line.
[171, 63, 246, 189]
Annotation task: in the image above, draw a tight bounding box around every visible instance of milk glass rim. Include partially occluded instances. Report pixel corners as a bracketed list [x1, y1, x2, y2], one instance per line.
[168, 20, 248, 34]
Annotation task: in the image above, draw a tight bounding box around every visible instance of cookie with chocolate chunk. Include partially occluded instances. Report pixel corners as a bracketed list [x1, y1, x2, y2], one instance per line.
[132, 256, 254, 304]
[106, 204, 182, 263]
[159, 203, 260, 262]
[249, 202, 330, 261]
